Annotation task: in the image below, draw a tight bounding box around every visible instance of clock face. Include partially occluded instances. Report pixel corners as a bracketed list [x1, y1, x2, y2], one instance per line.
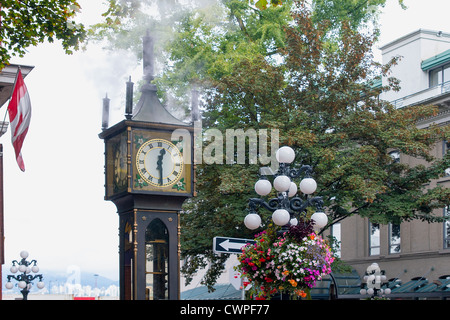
[136, 139, 183, 188]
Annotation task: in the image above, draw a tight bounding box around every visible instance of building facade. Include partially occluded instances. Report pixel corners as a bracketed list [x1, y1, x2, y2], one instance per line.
[337, 29, 450, 282]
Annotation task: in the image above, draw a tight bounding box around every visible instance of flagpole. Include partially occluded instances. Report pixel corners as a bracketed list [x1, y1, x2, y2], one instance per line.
[0, 0, 3, 301]
[0, 144, 4, 301]
[0, 67, 21, 301]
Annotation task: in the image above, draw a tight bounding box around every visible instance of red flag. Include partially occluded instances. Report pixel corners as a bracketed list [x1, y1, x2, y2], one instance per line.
[7, 69, 31, 172]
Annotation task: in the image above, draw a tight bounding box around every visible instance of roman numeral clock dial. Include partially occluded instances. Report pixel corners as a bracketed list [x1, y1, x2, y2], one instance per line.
[135, 139, 183, 189]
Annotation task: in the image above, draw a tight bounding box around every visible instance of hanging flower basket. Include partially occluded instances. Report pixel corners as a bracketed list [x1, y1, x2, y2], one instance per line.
[237, 218, 335, 299]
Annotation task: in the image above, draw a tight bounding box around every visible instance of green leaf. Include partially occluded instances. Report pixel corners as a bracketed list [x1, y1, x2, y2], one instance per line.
[255, 0, 268, 10]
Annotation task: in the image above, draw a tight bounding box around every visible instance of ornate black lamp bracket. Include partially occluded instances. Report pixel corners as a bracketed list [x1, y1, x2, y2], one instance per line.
[245, 146, 329, 233]
[248, 163, 323, 227]
[248, 195, 323, 219]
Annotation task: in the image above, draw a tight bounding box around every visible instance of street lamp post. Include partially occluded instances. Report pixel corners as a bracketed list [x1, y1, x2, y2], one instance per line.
[244, 146, 328, 233]
[5, 251, 45, 300]
[360, 263, 391, 299]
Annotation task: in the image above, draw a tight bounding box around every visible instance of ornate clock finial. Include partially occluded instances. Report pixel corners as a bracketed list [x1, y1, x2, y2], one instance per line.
[143, 29, 154, 83]
[102, 93, 110, 130]
[125, 76, 134, 119]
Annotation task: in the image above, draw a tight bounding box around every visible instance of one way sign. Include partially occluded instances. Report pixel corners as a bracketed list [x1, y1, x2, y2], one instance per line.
[213, 237, 256, 254]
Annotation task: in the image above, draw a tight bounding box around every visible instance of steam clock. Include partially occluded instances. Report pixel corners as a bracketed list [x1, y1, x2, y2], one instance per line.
[99, 33, 194, 300]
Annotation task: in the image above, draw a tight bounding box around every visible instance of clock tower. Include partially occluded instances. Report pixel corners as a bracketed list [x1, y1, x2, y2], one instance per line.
[99, 32, 194, 300]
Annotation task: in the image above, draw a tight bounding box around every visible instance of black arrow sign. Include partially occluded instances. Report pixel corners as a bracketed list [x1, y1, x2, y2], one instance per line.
[213, 236, 256, 254]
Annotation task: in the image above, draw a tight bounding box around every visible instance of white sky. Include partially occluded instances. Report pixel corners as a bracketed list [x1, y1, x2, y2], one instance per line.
[1, 0, 449, 281]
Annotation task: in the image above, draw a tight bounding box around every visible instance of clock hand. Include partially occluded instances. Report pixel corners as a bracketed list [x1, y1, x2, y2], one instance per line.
[156, 148, 166, 185]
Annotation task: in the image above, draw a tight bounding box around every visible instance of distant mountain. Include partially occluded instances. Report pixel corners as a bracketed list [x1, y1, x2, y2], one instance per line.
[41, 269, 119, 288]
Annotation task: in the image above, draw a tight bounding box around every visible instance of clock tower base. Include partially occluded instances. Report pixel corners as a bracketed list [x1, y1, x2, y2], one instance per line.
[119, 208, 180, 300]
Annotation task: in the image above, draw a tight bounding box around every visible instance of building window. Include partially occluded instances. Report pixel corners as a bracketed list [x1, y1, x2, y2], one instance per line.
[429, 63, 450, 87]
[389, 223, 401, 254]
[444, 206, 450, 249]
[331, 223, 341, 258]
[389, 150, 400, 163]
[369, 222, 380, 256]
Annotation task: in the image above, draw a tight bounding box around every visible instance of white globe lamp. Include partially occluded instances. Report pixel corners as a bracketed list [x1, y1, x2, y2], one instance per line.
[299, 177, 317, 194]
[18, 281, 27, 289]
[31, 265, 39, 273]
[276, 146, 296, 164]
[244, 213, 261, 230]
[272, 209, 290, 226]
[20, 251, 29, 259]
[254, 179, 272, 196]
[37, 281, 45, 289]
[290, 217, 298, 226]
[367, 263, 379, 274]
[10, 265, 18, 273]
[367, 274, 375, 285]
[288, 182, 297, 197]
[311, 212, 328, 228]
[273, 175, 291, 192]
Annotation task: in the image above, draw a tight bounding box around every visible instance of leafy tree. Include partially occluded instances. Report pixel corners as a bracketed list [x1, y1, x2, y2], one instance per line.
[311, 0, 407, 31]
[90, 0, 407, 115]
[93, 0, 449, 291]
[0, 0, 86, 70]
[183, 1, 449, 290]
[89, 0, 294, 117]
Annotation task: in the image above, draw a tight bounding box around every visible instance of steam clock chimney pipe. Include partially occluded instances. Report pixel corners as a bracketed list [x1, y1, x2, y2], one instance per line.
[143, 30, 155, 83]
[102, 93, 110, 130]
[125, 76, 134, 119]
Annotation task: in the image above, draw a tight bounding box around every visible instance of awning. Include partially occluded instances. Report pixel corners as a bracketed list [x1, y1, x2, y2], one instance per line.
[421, 49, 450, 71]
